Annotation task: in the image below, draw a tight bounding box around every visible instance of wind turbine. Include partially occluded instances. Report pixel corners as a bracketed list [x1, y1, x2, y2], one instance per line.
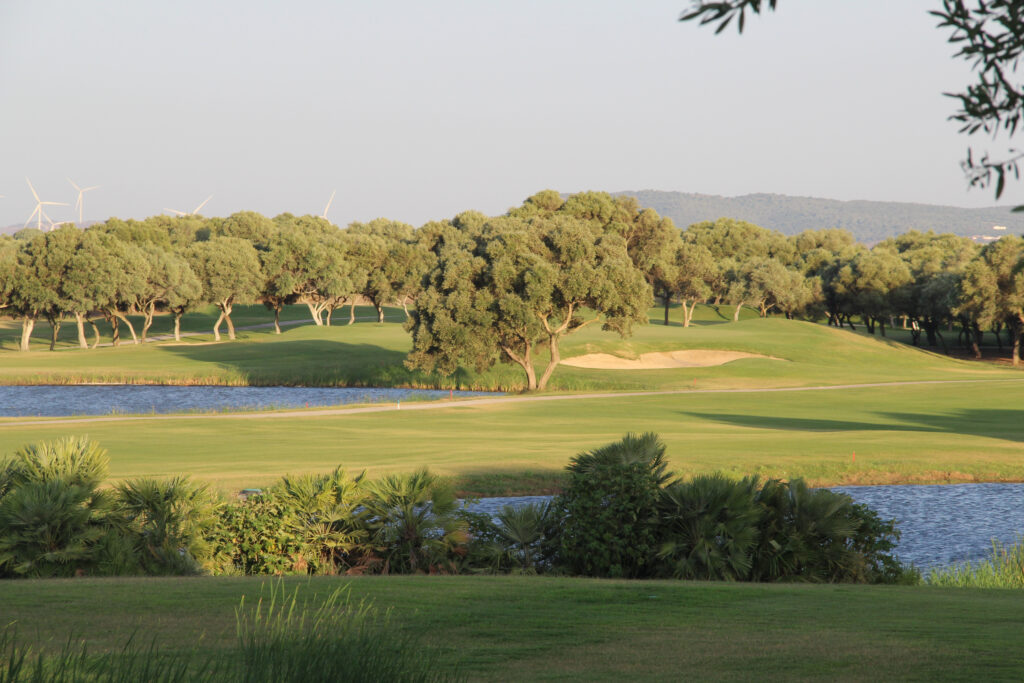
[24, 178, 68, 231]
[322, 190, 337, 220]
[164, 195, 213, 216]
[67, 178, 100, 225]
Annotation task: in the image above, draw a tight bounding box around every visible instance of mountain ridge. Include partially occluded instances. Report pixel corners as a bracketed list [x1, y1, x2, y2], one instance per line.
[615, 190, 1024, 243]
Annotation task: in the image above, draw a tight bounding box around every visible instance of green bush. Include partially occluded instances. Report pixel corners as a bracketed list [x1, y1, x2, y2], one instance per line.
[656, 474, 761, 580]
[363, 469, 469, 574]
[554, 433, 671, 578]
[209, 492, 309, 575]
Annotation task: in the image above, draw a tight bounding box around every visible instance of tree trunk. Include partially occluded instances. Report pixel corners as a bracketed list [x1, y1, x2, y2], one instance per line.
[74, 313, 88, 349]
[402, 298, 410, 320]
[375, 302, 384, 323]
[47, 316, 61, 351]
[108, 314, 120, 347]
[537, 335, 562, 391]
[1012, 318, 1023, 367]
[174, 314, 182, 342]
[349, 301, 357, 325]
[116, 313, 139, 344]
[19, 316, 35, 352]
[213, 310, 224, 341]
[325, 306, 334, 326]
[305, 301, 324, 326]
[141, 303, 156, 341]
[502, 344, 537, 391]
[663, 291, 671, 326]
[224, 304, 236, 340]
[878, 318, 886, 337]
[273, 307, 282, 334]
[682, 300, 697, 328]
[733, 303, 743, 322]
[89, 320, 101, 349]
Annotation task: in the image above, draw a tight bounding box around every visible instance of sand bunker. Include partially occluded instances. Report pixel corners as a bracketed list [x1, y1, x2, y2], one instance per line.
[560, 349, 782, 370]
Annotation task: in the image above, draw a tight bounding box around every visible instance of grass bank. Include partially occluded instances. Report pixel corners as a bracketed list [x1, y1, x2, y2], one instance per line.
[1, 575, 1022, 680]
[0, 381, 1021, 494]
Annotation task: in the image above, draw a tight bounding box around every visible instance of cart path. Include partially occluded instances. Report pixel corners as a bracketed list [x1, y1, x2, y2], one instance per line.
[2, 377, 1022, 427]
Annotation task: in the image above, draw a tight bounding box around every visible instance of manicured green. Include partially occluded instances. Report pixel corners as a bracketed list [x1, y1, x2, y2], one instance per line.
[1, 575, 1023, 680]
[0, 381, 1020, 495]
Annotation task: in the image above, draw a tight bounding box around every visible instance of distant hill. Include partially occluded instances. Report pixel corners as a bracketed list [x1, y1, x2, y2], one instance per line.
[617, 191, 1024, 244]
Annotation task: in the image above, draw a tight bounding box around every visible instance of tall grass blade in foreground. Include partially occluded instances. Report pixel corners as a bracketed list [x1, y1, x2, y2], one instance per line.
[928, 537, 1024, 589]
[235, 581, 461, 683]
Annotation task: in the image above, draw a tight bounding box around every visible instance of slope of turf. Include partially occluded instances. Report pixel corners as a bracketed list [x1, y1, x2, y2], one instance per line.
[1, 381, 1021, 493]
[1, 575, 1022, 681]
[0, 305, 1013, 391]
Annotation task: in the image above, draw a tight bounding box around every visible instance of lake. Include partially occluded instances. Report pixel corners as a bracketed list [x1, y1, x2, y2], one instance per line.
[0, 385, 495, 417]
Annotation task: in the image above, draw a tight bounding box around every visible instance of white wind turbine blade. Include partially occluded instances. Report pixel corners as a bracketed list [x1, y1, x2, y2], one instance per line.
[67, 178, 82, 193]
[41, 201, 68, 206]
[322, 190, 336, 219]
[82, 186, 100, 192]
[165, 208, 187, 216]
[25, 178, 40, 203]
[192, 195, 212, 214]
[24, 205, 40, 228]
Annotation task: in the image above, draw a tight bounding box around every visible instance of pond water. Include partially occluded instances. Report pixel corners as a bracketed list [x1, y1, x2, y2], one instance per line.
[0, 385, 495, 417]
[467, 483, 1024, 571]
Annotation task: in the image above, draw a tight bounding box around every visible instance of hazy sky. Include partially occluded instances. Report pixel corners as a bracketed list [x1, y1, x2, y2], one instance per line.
[2, 0, 1021, 229]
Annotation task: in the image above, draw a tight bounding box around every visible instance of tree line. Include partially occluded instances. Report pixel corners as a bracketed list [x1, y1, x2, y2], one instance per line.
[0, 190, 1022, 387]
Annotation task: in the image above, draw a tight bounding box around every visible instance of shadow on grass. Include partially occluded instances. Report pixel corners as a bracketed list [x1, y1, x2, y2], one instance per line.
[154, 336, 491, 390]
[681, 409, 1024, 443]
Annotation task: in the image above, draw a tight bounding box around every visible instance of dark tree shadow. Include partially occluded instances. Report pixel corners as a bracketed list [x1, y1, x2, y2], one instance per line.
[157, 339, 425, 387]
[681, 409, 1024, 444]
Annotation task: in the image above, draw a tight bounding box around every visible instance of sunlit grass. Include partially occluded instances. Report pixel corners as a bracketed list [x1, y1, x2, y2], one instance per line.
[927, 537, 1024, 589]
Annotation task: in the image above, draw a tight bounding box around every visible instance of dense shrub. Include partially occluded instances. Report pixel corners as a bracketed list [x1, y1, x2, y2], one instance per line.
[657, 474, 761, 580]
[0, 436, 911, 584]
[210, 492, 309, 575]
[554, 433, 671, 578]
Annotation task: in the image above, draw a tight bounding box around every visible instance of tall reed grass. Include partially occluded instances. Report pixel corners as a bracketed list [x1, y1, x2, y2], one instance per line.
[927, 537, 1024, 589]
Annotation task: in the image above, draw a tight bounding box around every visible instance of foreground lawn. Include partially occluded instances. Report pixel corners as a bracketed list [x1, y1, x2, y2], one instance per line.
[1, 575, 1022, 680]
[0, 381, 1021, 494]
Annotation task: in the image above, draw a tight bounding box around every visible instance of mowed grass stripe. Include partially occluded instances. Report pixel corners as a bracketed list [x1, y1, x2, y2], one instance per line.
[0, 382, 1020, 492]
[1, 576, 1023, 680]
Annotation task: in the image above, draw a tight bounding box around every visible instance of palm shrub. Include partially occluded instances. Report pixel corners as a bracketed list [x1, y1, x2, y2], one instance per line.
[656, 474, 761, 580]
[0, 437, 124, 578]
[268, 468, 371, 574]
[473, 502, 554, 574]
[363, 469, 469, 574]
[0, 479, 115, 578]
[750, 479, 906, 583]
[554, 433, 672, 578]
[0, 436, 108, 491]
[115, 476, 219, 575]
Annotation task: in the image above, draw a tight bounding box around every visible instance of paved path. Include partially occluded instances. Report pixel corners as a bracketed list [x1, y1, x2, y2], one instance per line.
[2, 377, 1021, 428]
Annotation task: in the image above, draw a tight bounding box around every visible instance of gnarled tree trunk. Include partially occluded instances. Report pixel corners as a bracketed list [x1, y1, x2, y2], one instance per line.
[19, 316, 35, 352]
[74, 312, 88, 349]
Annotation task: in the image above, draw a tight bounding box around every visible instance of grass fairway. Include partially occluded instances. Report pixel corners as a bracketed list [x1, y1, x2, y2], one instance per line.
[0, 304, 1014, 391]
[0, 305, 1020, 492]
[1, 575, 1022, 680]
[0, 381, 1021, 493]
